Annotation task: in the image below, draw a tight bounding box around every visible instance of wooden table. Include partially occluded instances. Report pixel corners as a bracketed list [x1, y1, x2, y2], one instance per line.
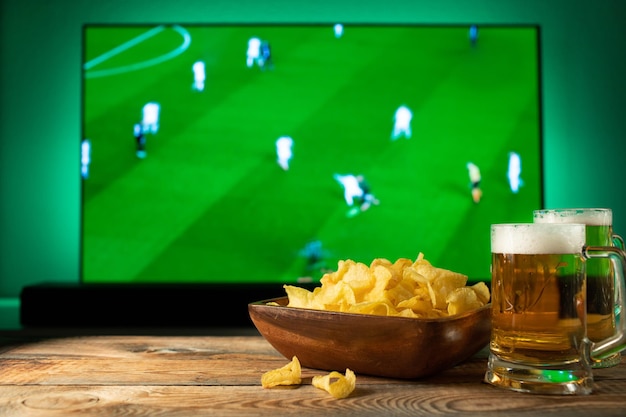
[0, 329, 625, 416]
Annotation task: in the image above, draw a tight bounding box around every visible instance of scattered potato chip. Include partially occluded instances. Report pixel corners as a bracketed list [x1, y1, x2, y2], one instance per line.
[312, 369, 356, 399]
[283, 253, 490, 318]
[261, 356, 302, 388]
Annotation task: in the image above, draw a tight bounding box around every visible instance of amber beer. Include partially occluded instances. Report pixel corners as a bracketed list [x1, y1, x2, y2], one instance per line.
[533, 209, 615, 342]
[490, 249, 585, 364]
[489, 223, 587, 365]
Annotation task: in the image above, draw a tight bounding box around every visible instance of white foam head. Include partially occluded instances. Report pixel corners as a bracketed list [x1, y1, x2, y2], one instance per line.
[491, 223, 585, 254]
[533, 208, 612, 226]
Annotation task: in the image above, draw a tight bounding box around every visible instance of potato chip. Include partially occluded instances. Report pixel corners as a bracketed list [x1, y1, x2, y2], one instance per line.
[364, 264, 394, 302]
[383, 276, 416, 307]
[446, 287, 483, 316]
[341, 262, 376, 302]
[261, 356, 302, 388]
[348, 299, 396, 316]
[283, 253, 490, 319]
[471, 281, 491, 304]
[412, 258, 468, 309]
[312, 369, 356, 399]
[320, 259, 354, 285]
[396, 294, 435, 317]
[402, 266, 429, 286]
[284, 285, 316, 309]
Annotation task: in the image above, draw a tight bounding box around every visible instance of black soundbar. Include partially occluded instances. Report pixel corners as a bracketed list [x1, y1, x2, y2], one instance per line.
[20, 283, 306, 328]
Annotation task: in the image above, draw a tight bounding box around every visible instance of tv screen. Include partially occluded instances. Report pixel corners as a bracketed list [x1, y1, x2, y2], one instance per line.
[81, 23, 543, 288]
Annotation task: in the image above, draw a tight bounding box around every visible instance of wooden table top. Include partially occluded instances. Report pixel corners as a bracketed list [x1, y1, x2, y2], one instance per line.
[0, 330, 625, 416]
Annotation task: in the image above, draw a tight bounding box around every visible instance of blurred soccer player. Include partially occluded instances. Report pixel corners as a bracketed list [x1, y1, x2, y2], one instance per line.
[134, 123, 146, 159]
[259, 41, 273, 70]
[301, 240, 325, 272]
[508, 151, 522, 193]
[192, 60, 206, 91]
[81, 139, 91, 179]
[246, 37, 261, 68]
[333, 174, 364, 206]
[334, 24, 344, 38]
[469, 25, 479, 47]
[141, 102, 160, 134]
[391, 105, 413, 140]
[467, 162, 482, 203]
[356, 175, 380, 212]
[276, 136, 293, 170]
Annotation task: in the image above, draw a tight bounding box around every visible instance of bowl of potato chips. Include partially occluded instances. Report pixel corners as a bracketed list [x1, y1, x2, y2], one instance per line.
[249, 253, 491, 379]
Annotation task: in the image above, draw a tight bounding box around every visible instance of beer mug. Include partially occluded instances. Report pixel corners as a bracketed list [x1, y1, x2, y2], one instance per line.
[533, 208, 625, 367]
[485, 223, 626, 395]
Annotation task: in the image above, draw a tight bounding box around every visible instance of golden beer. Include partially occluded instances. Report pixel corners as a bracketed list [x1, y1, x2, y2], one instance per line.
[490, 252, 585, 364]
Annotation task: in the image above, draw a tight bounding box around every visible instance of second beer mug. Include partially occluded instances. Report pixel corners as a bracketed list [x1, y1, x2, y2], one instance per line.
[485, 223, 626, 395]
[533, 208, 625, 368]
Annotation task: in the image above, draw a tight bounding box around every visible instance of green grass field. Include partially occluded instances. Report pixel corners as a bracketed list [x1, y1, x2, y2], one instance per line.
[82, 24, 542, 284]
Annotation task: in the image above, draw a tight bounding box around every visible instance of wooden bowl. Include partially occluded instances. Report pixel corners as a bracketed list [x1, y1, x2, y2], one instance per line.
[249, 297, 491, 379]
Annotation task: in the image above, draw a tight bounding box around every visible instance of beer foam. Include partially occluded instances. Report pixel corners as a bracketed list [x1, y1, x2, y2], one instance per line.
[533, 208, 611, 226]
[491, 223, 585, 254]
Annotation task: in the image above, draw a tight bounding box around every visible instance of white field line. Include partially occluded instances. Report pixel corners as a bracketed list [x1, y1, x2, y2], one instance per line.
[84, 25, 191, 78]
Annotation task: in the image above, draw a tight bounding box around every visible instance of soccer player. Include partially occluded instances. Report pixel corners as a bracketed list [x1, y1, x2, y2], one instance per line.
[391, 105, 413, 140]
[469, 25, 479, 47]
[301, 240, 325, 272]
[246, 37, 261, 68]
[192, 60, 206, 91]
[276, 136, 293, 170]
[467, 162, 482, 203]
[134, 123, 146, 158]
[81, 139, 91, 179]
[333, 173, 364, 206]
[259, 41, 273, 70]
[508, 151, 522, 193]
[356, 175, 380, 212]
[334, 23, 344, 38]
[141, 102, 160, 134]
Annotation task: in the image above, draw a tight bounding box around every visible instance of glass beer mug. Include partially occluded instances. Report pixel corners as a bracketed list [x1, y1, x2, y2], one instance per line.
[484, 223, 626, 395]
[533, 208, 625, 368]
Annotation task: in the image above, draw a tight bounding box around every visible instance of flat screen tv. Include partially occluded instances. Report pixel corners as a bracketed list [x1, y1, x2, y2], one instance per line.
[77, 23, 543, 325]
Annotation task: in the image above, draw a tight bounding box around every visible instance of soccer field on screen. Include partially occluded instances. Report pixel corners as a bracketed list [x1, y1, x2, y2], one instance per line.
[82, 24, 542, 284]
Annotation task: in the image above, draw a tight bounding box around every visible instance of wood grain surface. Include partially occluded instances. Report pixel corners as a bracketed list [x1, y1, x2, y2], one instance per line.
[0, 334, 624, 416]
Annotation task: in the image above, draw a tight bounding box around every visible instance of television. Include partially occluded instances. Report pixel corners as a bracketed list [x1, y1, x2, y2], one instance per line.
[74, 23, 543, 326]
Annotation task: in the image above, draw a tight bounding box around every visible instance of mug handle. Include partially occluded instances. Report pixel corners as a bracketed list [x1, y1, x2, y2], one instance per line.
[613, 233, 625, 322]
[584, 245, 626, 364]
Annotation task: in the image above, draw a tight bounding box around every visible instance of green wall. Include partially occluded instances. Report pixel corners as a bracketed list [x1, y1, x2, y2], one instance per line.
[1, 0, 625, 327]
